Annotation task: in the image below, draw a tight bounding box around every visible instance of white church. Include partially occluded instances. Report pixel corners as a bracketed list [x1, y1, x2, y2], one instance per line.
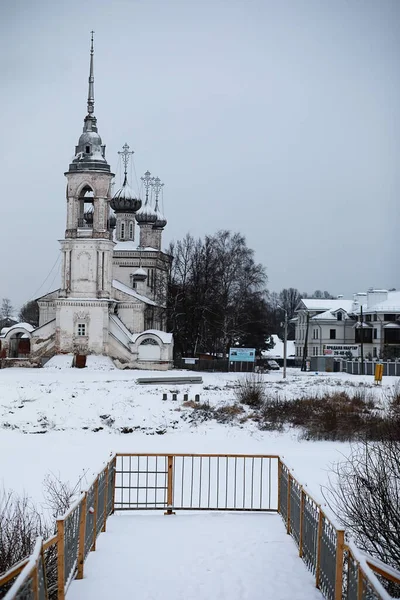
[2, 35, 173, 369]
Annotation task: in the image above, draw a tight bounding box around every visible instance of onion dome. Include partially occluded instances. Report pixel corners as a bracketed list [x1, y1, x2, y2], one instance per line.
[84, 205, 94, 224]
[153, 210, 167, 229]
[135, 202, 157, 224]
[110, 176, 142, 213]
[108, 214, 116, 229]
[131, 267, 147, 282]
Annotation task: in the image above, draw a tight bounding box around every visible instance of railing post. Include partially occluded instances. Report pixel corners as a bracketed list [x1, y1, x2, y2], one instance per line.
[40, 542, 48, 599]
[334, 529, 345, 600]
[32, 555, 39, 600]
[299, 488, 305, 557]
[102, 465, 109, 532]
[164, 455, 175, 515]
[315, 510, 323, 589]
[76, 492, 87, 580]
[57, 519, 65, 600]
[111, 456, 117, 514]
[357, 565, 363, 600]
[277, 459, 281, 514]
[286, 472, 291, 534]
[91, 476, 99, 551]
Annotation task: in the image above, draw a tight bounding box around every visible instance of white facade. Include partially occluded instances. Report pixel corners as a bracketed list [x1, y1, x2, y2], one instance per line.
[294, 290, 400, 362]
[28, 37, 173, 369]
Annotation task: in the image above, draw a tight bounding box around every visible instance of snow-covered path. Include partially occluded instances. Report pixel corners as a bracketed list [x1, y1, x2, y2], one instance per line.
[68, 511, 323, 600]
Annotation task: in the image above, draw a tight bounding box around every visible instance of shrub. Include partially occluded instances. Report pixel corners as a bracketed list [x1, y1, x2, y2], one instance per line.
[235, 373, 265, 408]
[0, 475, 80, 598]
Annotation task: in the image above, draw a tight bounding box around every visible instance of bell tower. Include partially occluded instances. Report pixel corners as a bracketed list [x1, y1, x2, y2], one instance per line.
[59, 32, 115, 300]
[56, 33, 115, 355]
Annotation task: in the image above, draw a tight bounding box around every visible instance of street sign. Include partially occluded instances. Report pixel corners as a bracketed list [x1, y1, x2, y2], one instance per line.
[229, 348, 256, 362]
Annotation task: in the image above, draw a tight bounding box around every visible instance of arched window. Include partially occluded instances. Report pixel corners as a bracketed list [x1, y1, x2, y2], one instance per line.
[121, 222, 125, 240]
[129, 221, 134, 239]
[85, 145, 90, 154]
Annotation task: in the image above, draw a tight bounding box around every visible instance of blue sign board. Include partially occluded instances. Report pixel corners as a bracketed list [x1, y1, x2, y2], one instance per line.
[229, 348, 256, 363]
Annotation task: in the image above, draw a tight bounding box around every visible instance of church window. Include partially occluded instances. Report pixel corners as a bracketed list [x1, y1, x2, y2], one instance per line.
[85, 145, 90, 154]
[140, 338, 158, 345]
[77, 323, 86, 336]
[129, 221, 134, 239]
[121, 222, 125, 240]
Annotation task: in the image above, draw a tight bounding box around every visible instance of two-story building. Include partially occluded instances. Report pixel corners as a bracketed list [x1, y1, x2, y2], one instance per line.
[294, 289, 400, 362]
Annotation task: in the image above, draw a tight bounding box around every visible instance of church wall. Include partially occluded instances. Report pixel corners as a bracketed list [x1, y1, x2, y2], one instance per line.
[38, 301, 56, 327]
[116, 303, 145, 333]
[55, 300, 110, 354]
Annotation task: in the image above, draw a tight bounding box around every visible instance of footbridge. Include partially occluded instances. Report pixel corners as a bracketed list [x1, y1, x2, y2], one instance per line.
[1, 453, 398, 599]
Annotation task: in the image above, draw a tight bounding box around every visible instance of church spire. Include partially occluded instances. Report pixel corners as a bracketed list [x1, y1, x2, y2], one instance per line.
[68, 33, 111, 173]
[87, 31, 95, 116]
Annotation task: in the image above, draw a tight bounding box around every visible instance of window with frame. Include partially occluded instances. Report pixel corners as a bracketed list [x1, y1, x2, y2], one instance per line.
[77, 323, 86, 337]
[121, 222, 125, 240]
[329, 329, 336, 340]
[129, 221, 134, 239]
[337, 312, 342, 321]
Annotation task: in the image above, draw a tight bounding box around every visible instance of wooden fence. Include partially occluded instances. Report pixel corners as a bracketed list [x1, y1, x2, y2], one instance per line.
[1, 452, 399, 600]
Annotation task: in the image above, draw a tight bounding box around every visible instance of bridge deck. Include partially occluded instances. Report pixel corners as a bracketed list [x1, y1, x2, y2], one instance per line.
[68, 512, 323, 600]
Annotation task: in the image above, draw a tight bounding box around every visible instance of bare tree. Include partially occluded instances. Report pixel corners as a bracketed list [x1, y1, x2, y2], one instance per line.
[19, 300, 39, 328]
[323, 427, 400, 576]
[0, 298, 15, 328]
[167, 230, 271, 357]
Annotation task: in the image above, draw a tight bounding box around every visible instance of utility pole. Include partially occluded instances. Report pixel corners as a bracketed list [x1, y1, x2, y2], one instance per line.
[301, 312, 310, 371]
[283, 310, 288, 378]
[277, 305, 288, 378]
[360, 305, 364, 375]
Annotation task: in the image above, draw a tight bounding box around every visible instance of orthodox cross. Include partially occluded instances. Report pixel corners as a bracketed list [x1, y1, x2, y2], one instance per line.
[118, 143, 134, 183]
[141, 170, 154, 204]
[152, 176, 164, 211]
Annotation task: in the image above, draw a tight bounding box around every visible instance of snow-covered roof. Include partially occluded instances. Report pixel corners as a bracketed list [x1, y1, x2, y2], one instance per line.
[311, 307, 353, 321]
[113, 241, 158, 252]
[112, 279, 158, 306]
[364, 290, 400, 313]
[298, 299, 354, 313]
[262, 335, 296, 358]
[0, 322, 35, 336]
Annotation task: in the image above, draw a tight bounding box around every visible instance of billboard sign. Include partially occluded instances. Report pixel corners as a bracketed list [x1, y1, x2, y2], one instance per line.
[229, 348, 256, 362]
[324, 344, 359, 358]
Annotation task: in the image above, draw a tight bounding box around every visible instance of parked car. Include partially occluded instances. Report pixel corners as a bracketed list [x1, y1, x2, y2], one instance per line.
[255, 358, 280, 372]
[266, 359, 280, 370]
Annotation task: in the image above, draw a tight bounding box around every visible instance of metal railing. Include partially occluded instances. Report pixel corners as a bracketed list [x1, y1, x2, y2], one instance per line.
[0, 455, 116, 600]
[114, 453, 279, 513]
[1, 452, 399, 600]
[277, 460, 398, 600]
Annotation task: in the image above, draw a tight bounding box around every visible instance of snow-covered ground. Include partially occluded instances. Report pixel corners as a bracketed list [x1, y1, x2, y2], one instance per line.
[68, 512, 323, 600]
[0, 357, 396, 509]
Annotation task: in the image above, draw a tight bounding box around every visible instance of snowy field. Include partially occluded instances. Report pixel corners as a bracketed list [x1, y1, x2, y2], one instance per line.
[68, 512, 323, 600]
[0, 356, 397, 510]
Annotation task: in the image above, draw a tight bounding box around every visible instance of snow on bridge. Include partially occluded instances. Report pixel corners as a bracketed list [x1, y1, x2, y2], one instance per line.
[68, 511, 323, 600]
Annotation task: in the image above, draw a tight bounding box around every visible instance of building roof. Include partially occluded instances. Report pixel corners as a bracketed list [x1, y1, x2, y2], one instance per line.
[113, 241, 158, 252]
[364, 290, 400, 313]
[298, 299, 354, 313]
[112, 279, 158, 306]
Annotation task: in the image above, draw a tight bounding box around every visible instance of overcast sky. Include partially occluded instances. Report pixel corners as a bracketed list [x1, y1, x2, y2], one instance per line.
[0, 0, 399, 310]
